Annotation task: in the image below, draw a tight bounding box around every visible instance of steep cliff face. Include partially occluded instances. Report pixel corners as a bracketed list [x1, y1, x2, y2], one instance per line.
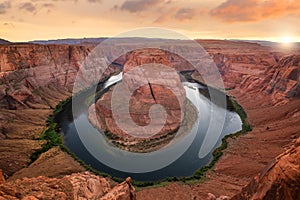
[267, 55, 300, 100]
[232, 137, 300, 200]
[202, 50, 300, 106]
[213, 53, 276, 87]
[0, 171, 136, 200]
[0, 44, 89, 177]
[194, 40, 278, 90]
[0, 44, 121, 177]
[0, 44, 92, 109]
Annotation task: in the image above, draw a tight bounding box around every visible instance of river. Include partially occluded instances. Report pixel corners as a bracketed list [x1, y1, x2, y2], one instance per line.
[57, 73, 242, 181]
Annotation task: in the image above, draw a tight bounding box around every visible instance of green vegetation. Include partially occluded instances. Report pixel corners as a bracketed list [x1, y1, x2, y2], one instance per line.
[228, 96, 252, 132]
[225, 87, 235, 91]
[30, 80, 252, 188]
[30, 97, 71, 162]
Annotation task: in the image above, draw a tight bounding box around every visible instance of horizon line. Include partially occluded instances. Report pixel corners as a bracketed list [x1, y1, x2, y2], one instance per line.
[2, 36, 299, 44]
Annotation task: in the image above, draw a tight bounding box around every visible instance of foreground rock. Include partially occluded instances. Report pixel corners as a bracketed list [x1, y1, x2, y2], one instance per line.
[207, 193, 230, 200]
[232, 137, 300, 200]
[0, 170, 4, 185]
[0, 171, 136, 200]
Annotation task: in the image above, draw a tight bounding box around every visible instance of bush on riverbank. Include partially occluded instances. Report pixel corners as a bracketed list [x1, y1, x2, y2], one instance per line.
[30, 98, 70, 162]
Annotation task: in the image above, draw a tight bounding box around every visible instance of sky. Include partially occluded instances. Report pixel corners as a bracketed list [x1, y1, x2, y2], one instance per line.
[0, 0, 300, 42]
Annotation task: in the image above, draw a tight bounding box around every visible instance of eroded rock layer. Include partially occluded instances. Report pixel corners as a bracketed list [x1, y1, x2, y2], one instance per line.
[0, 40, 299, 199]
[88, 49, 187, 152]
[267, 55, 300, 101]
[0, 171, 136, 200]
[0, 44, 120, 177]
[232, 137, 300, 200]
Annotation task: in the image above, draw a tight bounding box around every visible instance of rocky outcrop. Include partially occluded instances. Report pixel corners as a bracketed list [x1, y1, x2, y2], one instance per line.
[100, 178, 136, 200]
[8, 147, 85, 181]
[267, 55, 300, 102]
[88, 48, 187, 152]
[207, 193, 230, 200]
[202, 52, 276, 90]
[198, 48, 300, 106]
[0, 44, 122, 109]
[0, 171, 135, 200]
[232, 137, 300, 200]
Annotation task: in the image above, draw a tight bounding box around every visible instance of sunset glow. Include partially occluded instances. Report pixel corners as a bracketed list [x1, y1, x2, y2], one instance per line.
[0, 0, 299, 42]
[281, 36, 293, 44]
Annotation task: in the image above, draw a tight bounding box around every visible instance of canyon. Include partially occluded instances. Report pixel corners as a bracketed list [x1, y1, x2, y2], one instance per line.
[0, 39, 299, 199]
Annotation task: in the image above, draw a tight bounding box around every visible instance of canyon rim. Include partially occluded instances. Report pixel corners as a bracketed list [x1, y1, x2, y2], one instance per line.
[0, 0, 300, 199]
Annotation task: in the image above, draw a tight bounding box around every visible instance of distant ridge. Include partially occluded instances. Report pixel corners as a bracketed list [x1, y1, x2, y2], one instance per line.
[229, 39, 300, 48]
[28, 37, 181, 45]
[29, 38, 108, 45]
[28, 37, 300, 48]
[0, 38, 11, 45]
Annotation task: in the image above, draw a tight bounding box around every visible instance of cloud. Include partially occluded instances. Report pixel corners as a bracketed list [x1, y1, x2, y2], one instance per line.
[120, 0, 161, 13]
[21, 0, 102, 14]
[30, 0, 101, 3]
[154, 11, 173, 23]
[211, 0, 300, 23]
[174, 8, 195, 21]
[154, 7, 206, 23]
[19, 2, 37, 13]
[111, 4, 118, 11]
[0, 1, 11, 15]
[86, 0, 101, 3]
[42, 3, 55, 8]
[40, 3, 55, 13]
[3, 22, 14, 28]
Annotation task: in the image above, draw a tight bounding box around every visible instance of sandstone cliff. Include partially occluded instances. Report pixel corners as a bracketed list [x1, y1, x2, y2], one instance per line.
[0, 44, 90, 177]
[0, 171, 136, 200]
[0, 43, 123, 177]
[232, 137, 300, 200]
[267, 55, 300, 101]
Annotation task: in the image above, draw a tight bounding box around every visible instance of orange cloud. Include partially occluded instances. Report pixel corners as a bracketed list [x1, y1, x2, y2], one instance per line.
[174, 8, 196, 21]
[120, 0, 161, 13]
[19, 2, 37, 13]
[211, 0, 300, 23]
[154, 7, 207, 24]
[154, 7, 178, 23]
[0, 1, 11, 15]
